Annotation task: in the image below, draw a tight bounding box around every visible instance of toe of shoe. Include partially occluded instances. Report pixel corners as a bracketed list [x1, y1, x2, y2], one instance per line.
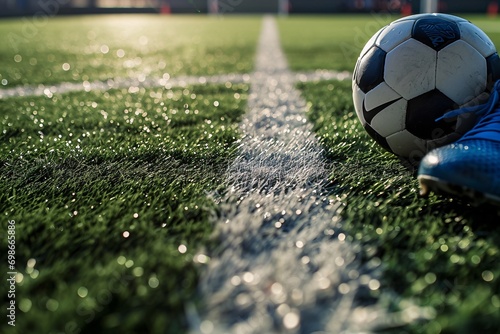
[418, 141, 500, 196]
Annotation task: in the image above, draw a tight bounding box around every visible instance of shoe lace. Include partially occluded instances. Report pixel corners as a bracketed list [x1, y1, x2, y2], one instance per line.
[436, 80, 500, 143]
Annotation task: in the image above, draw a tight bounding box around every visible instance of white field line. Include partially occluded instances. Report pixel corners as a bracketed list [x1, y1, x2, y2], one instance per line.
[0, 71, 349, 100]
[190, 17, 384, 334]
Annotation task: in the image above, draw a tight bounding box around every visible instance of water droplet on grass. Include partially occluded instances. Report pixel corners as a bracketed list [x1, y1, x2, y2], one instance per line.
[230, 276, 241, 286]
[77, 287, 88, 298]
[133, 267, 143, 277]
[19, 299, 32, 312]
[148, 276, 159, 288]
[200, 320, 214, 334]
[368, 279, 381, 291]
[283, 311, 300, 329]
[30, 270, 39, 279]
[100, 45, 109, 54]
[27, 258, 36, 268]
[195, 254, 209, 264]
[482, 270, 494, 282]
[338, 283, 350, 294]
[46, 299, 59, 311]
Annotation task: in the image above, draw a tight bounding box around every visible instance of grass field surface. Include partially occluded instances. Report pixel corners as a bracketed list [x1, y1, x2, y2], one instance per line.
[279, 14, 500, 73]
[1, 81, 248, 332]
[300, 79, 500, 333]
[1, 13, 500, 334]
[0, 15, 260, 87]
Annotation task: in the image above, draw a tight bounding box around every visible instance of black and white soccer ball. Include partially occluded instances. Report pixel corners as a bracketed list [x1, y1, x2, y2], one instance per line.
[352, 13, 500, 162]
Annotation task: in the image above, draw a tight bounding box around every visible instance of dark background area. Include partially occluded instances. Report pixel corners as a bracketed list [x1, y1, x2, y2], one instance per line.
[0, 0, 498, 17]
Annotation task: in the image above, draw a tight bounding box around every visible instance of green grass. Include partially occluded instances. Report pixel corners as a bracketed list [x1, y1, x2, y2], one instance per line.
[0, 83, 248, 333]
[0, 15, 260, 87]
[279, 14, 500, 72]
[278, 15, 397, 72]
[299, 79, 500, 333]
[3, 12, 500, 334]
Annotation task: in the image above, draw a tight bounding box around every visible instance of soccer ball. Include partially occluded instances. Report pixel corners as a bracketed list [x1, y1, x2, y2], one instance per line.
[352, 13, 500, 162]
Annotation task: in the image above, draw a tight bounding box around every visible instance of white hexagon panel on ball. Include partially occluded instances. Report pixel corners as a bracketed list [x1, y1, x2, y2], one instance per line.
[363, 81, 402, 111]
[370, 99, 407, 137]
[436, 40, 487, 106]
[384, 39, 437, 100]
[386, 129, 428, 159]
[458, 22, 496, 58]
[376, 20, 414, 53]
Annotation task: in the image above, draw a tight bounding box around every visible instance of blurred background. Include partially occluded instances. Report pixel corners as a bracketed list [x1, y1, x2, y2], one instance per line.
[1, 0, 499, 17]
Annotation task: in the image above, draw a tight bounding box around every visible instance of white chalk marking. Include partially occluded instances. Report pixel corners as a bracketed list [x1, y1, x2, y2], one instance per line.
[192, 16, 383, 334]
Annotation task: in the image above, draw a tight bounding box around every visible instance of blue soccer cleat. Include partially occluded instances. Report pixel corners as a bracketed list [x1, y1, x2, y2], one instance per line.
[418, 81, 500, 205]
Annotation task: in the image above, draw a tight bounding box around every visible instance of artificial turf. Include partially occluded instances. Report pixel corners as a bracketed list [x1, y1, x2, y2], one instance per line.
[278, 15, 397, 72]
[2, 12, 500, 334]
[278, 14, 500, 73]
[299, 79, 500, 333]
[0, 15, 260, 87]
[0, 83, 248, 333]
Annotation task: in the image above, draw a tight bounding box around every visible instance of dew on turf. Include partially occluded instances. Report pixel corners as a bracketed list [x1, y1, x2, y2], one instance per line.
[27, 258, 36, 269]
[283, 310, 300, 329]
[230, 275, 241, 286]
[200, 320, 214, 334]
[148, 276, 159, 289]
[178, 244, 187, 254]
[77, 287, 88, 298]
[492, 296, 500, 308]
[482, 270, 494, 282]
[46, 299, 59, 312]
[195, 254, 210, 264]
[19, 299, 32, 313]
[29, 270, 39, 279]
[338, 283, 350, 295]
[132, 267, 144, 277]
[15, 273, 24, 284]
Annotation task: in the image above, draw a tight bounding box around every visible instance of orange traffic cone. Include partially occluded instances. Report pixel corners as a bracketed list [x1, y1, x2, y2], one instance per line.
[161, 4, 171, 14]
[401, 3, 412, 16]
[488, 1, 498, 18]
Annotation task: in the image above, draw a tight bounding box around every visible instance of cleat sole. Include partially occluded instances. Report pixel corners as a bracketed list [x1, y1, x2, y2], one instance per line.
[418, 175, 500, 207]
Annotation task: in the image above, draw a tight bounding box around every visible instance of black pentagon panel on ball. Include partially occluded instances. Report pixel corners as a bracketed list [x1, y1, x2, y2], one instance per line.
[487, 52, 500, 90]
[364, 123, 393, 153]
[412, 16, 460, 51]
[355, 46, 387, 94]
[407, 90, 458, 140]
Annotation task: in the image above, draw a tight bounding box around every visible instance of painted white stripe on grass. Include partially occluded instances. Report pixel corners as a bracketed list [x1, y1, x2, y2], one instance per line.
[0, 71, 348, 99]
[0, 74, 250, 99]
[192, 17, 382, 334]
